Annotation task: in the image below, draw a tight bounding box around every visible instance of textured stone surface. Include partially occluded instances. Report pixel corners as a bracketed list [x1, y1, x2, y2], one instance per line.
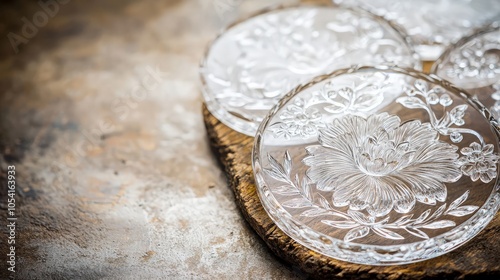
[0, 0, 305, 279]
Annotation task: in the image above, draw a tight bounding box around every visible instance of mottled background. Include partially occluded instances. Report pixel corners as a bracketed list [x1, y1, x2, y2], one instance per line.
[0, 0, 310, 279]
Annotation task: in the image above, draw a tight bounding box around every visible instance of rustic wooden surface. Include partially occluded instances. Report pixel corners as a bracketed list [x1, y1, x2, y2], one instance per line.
[202, 60, 500, 278]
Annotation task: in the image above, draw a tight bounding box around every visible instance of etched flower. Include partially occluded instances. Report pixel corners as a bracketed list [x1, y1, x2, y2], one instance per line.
[457, 142, 499, 183]
[304, 113, 462, 217]
[271, 98, 324, 139]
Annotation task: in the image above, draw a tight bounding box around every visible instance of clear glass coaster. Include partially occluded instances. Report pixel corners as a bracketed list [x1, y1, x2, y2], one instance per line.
[433, 26, 500, 119]
[332, 0, 500, 60]
[201, 5, 420, 136]
[253, 66, 500, 265]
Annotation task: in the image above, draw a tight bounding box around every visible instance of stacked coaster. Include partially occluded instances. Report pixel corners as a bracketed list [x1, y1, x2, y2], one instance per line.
[333, 0, 500, 60]
[200, 3, 500, 266]
[201, 5, 420, 136]
[433, 25, 500, 118]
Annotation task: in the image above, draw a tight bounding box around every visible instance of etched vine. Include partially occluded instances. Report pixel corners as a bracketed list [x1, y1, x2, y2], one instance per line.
[270, 74, 399, 139]
[396, 79, 499, 182]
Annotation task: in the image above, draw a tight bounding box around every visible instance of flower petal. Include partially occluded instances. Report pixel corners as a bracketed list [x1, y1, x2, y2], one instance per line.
[471, 142, 482, 152]
[487, 169, 497, 180]
[461, 147, 473, 155]
[480, 172, 493, 183]
[390, 120, 436, 149]
[304, 147, 356, 191]
[333, 174, 370, 209]
[404, 174, 447, 205]
[363, 178, 395, 217]
[461, 164, 474, 175]
[482, 144, 494, 154]
[470, 170, 480, 181]
[381, 176, 415, 213]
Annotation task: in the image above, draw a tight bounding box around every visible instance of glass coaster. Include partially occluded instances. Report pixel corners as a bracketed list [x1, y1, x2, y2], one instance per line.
[433, 26, 500, 119]
[201, 5, 420, 136]
[253, 66, 500, 265]
[332, 0, 500, 60]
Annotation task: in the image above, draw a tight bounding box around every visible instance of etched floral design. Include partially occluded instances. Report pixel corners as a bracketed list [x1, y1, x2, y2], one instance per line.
[444, 34, 500, 81]
[304, 113, 462, 217]
[398, 80, 481, 145]
[320, 189, 478, 242]
[458, 142, 499, 183]
[266, 151, 478, 242]
[270, 74, 402, 139]
[397, 79, 500, 185]
[270, 98, 324, 139]
[257, 71, 500, 262]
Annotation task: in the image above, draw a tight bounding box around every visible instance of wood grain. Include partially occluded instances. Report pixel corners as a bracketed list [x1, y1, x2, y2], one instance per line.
[203, 101, 500, 279]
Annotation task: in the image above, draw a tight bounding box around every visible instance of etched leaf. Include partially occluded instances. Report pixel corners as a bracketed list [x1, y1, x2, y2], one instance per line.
[266, 153, 289, 182]
[421, 220, 456, 229]
[300, 208, 328, 218]
[447, 205, 478, 217]
[447, 190, 469, 213]
[294, 174, 300, 188]
[405, 227, 429, 239]
[282, 198, 311, 208]
[348, 210, 372, 224]
[372, 227, 404, 240]
[450, 104, 468, 122]
[265, 168, 288, 182]
[353, 93, 384, 112]
[392, 214, 414, 226]
[283, 151, 292, 175]
[429, 204, 447, 220]
[322, 219, 359, 229]
[414, 209, 431, 224]
[344, 226, 370, 242]
[324, 103, 347, 114]
[316, 194, 333, 210]
[396, 96, 427, 109]
[268, 153, 285, 174]
[301, 177, 311, 200]
[273, 185, 300, 195]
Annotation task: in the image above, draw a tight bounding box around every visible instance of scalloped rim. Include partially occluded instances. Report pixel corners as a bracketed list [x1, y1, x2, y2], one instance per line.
[199, 3, 422, 137]
[252, 65, 500, 265]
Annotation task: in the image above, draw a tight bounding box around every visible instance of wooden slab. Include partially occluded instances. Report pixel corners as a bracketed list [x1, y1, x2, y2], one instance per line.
[202, 94, 500, 279]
